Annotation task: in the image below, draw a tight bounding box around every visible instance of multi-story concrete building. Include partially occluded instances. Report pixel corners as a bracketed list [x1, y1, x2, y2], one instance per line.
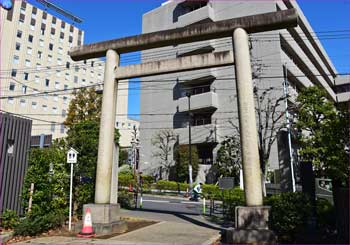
[0, 0, 105, 138]
[139, 0, 346, 183]
[115, 80, 140, 148]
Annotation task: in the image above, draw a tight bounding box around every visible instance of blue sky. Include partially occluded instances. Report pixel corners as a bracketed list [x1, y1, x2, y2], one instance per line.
[28, 0, 350, 118]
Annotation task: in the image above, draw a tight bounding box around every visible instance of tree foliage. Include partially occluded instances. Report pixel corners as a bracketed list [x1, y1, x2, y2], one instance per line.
[64, 88, 102, 127]
[151, 129, 177, 178]
[295, 86, 350, 186]
[215, 134, 241, 181]
[22, 142, 68, 215]
[174, 145, 199, 183]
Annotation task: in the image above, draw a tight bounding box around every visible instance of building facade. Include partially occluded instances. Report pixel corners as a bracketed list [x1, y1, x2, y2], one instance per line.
[0, 112, 32, 215]
[139, 0, 344, 183]
[0, 0, 105, 138]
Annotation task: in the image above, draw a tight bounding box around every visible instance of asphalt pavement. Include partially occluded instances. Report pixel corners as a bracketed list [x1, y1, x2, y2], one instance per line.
[10, 194, 223, 244]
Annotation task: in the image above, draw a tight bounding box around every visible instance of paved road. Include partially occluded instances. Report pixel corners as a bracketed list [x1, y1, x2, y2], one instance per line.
[120, 194, 230, 230]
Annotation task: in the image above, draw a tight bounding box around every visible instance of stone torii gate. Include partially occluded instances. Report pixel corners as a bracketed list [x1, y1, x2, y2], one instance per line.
[70, 9, 298, 242]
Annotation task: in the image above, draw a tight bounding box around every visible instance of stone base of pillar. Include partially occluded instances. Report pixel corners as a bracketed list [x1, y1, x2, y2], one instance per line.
[74, 204, 127, 235]
[223, 206, 277, 244]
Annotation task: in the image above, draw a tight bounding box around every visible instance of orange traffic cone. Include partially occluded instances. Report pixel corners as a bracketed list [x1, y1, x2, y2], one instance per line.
[77, 208, 96, 238]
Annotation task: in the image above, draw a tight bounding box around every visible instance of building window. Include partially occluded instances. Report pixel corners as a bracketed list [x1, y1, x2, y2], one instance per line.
[64, 84, 69, 90]
[35, 76, 40, 83]
[60, 124, 65, 134]
[91, 71, 94, 77]
[13, 55, 19, 65]
[52, 16, 57, 25]
[66, 62, 70, 68]
[8, 97, 14, 104]
[49, 43, 53, 51]
[15, 42, 21, 50]
[57, 58, 62, 65]
[27, 47, 32, 55]
[42, 105, 48, 111]
[62, 109, 67, 116]
[48, 55, 52, 62]
[28, 35, 33, 43]
[30, 24, 35, 30]
[20, 7, 26, 14]
[82, 79, 86, 85]
[55, 81, 60, 89]
[37, 51, 42, 58]
[32, 101, 37, 109]
[50, 123, 55, 132]
[22, 85, 27, 94]
[58, 47, 63, 54]
[24, 72, 29, 80]
[63, 96, 68, 104]
[17, 30, 22, 38]
[53, 94, 58, 102]
[75, 65, 79, 72]
[65, 73, 70, 80]
[9, 82, 15, 91]
[91, 61, 94, 67]
[19, 15, 25, 24]
[41, 29, 45, 35]
[25, 60, 31, 67]
[20, 99, 26, 107]
[45, 79, 50, 87]
[11, 69, 17, 77]
[83, 68, 86, 74]
[39, 39, 44, 47]
[52, 107, 57, 113]
[74, 76, 78, 83]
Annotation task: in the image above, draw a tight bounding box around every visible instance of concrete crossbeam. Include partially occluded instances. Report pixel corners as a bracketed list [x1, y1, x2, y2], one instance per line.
[115, 51, 234, 80]
[69, 9, 298, 61]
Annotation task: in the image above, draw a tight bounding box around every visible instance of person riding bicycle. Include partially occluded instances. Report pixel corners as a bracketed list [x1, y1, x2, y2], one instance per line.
[192, 183, 203, 201]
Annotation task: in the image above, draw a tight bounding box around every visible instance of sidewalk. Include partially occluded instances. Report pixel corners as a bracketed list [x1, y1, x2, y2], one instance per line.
[11, 221, 221, 245]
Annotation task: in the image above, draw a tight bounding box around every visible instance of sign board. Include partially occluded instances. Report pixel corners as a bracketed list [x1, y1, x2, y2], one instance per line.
[67, 147, 79, 163]
[219, 177, 235, 190]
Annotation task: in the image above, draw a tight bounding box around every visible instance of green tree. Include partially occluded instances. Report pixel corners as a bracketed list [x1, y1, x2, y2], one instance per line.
[22, 141, 68, 215]
[174, 145, 199, 183]
[64, 88, 102, 127]
[214, 134, 241, 182]
[64, 87, 120, 215]
[119, 149, 129, 166]
[295, 86, 350, 187]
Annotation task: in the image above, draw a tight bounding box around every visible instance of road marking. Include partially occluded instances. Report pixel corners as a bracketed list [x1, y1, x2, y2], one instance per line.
[143, 200, 170, 203]
[181, 201, 201, 205]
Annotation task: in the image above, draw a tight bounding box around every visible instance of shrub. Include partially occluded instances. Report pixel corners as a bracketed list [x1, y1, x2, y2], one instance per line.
[14, 211, 65, 236]
[316, 198, 336, 233]
[118, 173, 136, 187]
[265, 192, 312, 243]
[221, 188, 245, 220]
[155, 180, 189, 192]
[202, 184, 220, 199]
[1, 209, 20, 229]
[118, 190, 135, 209]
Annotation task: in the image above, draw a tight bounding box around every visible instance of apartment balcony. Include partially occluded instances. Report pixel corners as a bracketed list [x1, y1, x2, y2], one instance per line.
[175, 124, 216, 145]
[179, 75, 216, 85]
[178, 91, 218, 113]
[177, 4, 215, 27]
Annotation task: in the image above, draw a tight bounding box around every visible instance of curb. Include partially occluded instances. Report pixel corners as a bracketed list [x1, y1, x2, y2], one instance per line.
[202, 234, 222, 244]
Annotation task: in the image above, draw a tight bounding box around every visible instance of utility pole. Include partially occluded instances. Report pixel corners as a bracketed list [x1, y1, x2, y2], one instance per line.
[186, 92, 193, 192]
[283, 64, 296, 192]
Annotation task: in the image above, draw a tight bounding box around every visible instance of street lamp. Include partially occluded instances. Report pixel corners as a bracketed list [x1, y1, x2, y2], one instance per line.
[186, 92, 193, 192]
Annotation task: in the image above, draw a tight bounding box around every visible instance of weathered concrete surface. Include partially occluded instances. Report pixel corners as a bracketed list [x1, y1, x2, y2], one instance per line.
[12, 221, 220, 245]
[233, 28, 263, 206]
[235, 206, 271, 229]
[115, 51, 234, 80]
[70, 9, 298, 60]
[95, 50, 119, 204]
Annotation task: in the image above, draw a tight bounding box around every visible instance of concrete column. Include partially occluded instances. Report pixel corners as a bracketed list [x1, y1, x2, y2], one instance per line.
[95, 49, 119, 204]
[233, 28, 263, 206]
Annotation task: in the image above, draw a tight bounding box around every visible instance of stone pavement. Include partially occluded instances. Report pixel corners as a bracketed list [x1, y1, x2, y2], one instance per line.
[10, 221, 220, 245]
